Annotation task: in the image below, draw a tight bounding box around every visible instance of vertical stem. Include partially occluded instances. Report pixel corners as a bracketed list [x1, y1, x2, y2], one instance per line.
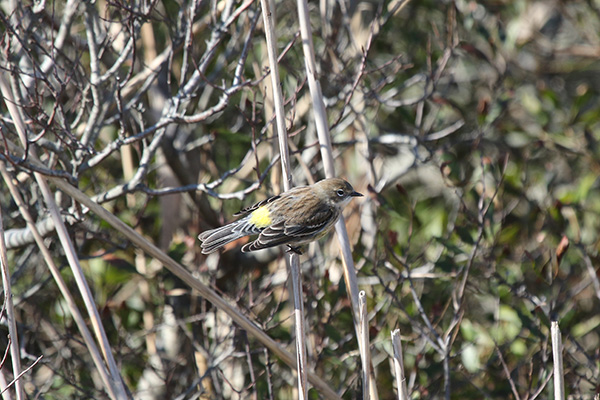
[259, 0, 292, 188]
[259, 0, 307, 397]
[391, 329, 409, 400]
[295, 0, 362, 335]
[289, 254, 308, 398]
[443, 341, 451, 400]
[295, 0, 376, 396]
[295, 0, 333, 177]
[359, 292, 371, 400]
[0, 194, 24, 400]
[551, 321, 564, 400]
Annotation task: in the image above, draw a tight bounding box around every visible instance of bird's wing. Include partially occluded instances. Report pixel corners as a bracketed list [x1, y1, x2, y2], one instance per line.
[233, 194, 281, 217]
[241, 221, 290, 251]
[252, 206, 335, 245]
[283, 207, 336, 237]
[241, 207, 337, 252]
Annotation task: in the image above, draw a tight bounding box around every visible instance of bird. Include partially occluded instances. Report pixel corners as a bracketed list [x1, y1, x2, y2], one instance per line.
[198, 178, 363, 254]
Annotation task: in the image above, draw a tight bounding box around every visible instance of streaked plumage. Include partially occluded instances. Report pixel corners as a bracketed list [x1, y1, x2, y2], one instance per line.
[198, 178, 362, 254]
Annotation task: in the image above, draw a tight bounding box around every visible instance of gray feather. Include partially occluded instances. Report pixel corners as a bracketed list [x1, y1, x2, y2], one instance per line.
[199, 216, 261, 254]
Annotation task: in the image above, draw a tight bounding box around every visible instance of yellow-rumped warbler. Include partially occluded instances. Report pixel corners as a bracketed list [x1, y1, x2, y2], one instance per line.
[198, 178, 362, 254]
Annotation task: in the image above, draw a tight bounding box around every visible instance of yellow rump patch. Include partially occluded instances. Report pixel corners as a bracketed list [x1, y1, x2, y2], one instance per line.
[249, 206, 271, 228]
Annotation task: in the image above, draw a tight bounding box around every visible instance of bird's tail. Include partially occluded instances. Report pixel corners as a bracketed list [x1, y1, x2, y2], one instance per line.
[198, 219, 250, 254]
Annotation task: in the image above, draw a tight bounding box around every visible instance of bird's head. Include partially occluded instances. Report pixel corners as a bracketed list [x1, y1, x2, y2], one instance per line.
[315, 178, 363, 208]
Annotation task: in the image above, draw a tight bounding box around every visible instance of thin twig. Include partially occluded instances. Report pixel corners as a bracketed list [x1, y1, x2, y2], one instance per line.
[0, 355, 43, 396]
[80, 2, 105, 147]
[580, 246, 600, 302]
[528, 370, 553, 400]
[495, 346, 521, 400]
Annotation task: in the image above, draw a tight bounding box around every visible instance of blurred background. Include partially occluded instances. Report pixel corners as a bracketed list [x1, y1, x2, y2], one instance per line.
[1, 0, 599, 398]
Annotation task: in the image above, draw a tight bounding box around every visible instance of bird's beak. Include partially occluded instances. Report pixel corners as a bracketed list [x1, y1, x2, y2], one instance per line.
[350, 191, 363, 197]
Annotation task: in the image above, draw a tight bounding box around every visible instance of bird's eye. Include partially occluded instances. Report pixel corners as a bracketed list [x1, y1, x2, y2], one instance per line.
[336, 189, 345, 197]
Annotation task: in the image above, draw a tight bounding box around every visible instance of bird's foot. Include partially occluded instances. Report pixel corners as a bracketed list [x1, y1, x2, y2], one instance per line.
[286, 245, 303, 255]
